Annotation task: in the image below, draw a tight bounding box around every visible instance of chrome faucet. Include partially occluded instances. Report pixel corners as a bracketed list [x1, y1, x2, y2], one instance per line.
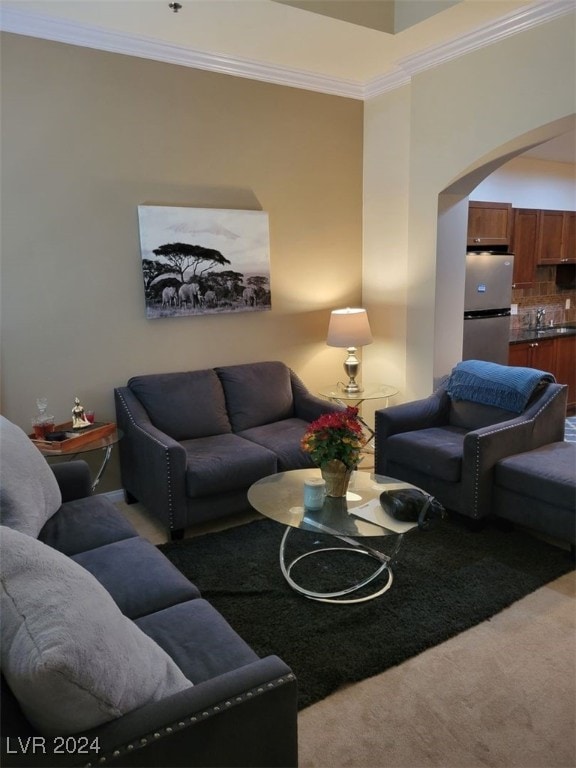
[535, 307, 546, 329]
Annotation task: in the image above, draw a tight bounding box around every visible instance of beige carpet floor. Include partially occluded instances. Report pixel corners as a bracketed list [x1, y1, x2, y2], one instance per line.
[118, 500, 575, 768]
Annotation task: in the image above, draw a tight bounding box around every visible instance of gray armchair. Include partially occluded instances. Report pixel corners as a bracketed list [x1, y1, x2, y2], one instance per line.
[374, 367, 567, 522]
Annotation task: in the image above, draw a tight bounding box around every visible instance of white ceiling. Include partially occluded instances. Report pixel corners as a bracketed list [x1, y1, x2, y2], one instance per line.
[1, 0, 574, 161]
[522, 131, 575, 164]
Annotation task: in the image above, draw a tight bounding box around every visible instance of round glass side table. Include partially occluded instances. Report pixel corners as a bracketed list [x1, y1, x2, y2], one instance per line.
[37, 428, 122, 491]
[318, 383, 399, 447]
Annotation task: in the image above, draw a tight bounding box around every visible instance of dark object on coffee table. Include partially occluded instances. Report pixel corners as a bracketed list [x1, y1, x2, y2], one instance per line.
[380, 489, 445, 529]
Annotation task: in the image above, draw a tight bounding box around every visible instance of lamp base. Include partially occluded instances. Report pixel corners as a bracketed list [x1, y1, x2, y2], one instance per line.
[342, 380, 363, 394]
[342, 348, 363, 394]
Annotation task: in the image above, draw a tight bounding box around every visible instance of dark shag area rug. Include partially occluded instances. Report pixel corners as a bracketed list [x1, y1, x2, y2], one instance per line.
[159, 517, 574, 710]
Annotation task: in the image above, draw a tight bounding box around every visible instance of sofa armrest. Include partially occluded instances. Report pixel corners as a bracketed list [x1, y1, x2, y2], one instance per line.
[51, 460, 93, 502]
[290, 370, 345, 422]
[461, 383, 567, 518]
[114, 388, 188, 533]
[1, 657, 297, 768]
[91, 655, 297, 768]
[374, 388, 450, 440]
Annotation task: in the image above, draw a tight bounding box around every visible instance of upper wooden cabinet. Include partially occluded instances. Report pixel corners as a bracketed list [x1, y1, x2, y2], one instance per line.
[467, 201, 512, 248]
[563, 211, 576, 262]
[510, 208, 539, 287]
[537, 209, 576, 265]
[468, 202, 576, 277]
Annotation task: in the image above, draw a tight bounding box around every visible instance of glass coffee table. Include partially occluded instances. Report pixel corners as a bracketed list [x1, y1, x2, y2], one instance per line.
[247, 468, 434, 604]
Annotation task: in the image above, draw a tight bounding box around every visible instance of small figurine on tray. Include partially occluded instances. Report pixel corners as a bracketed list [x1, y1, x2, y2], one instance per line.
[72, 397, 91, 429]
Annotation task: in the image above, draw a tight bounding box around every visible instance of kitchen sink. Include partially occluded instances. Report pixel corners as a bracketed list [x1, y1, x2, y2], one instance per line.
[536, 325, 576, 336]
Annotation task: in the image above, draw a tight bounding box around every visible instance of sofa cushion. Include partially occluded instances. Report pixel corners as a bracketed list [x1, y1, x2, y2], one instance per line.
[449, 381, 550, 432]
[72, 537, 200, 619]
[182, 433, 277, 498]
[216, 361, 294, 432]
[0, 527, 192, 736]
[0, 416, 62, 538]
[387, 427, 466, 482]
[448, 400, 517, 431]
[128, 370, 232, 441]
[39, 495, 138, 555]
[238, 418, 315, 471]
[135, 599, 259, 684]
[494, 442, 576, 509]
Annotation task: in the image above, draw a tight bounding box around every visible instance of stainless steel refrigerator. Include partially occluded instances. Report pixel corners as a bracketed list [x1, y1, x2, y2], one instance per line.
[463, 251, 514, 365]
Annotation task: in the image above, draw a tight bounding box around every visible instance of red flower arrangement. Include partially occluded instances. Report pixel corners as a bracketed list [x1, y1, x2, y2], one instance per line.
[300, 406, 365, 470]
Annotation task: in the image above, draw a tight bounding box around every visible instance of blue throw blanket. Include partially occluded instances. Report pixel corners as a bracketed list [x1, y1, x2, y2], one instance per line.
[447, 360, 555, 413]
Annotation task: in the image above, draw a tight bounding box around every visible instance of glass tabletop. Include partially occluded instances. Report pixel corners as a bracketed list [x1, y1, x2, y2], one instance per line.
[248, 468, 427, 538]
[318, 383, 399, 401]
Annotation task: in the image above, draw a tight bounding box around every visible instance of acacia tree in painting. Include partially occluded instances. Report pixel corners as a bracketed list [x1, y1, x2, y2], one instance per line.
[141, 258, 173, 299]
[205, 270, 245, 301]
[152, 242, 231, 282]
[246, 275, 271, 304]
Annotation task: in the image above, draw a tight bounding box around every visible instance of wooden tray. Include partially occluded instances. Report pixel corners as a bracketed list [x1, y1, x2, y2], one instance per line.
[30, 421, 116, 452]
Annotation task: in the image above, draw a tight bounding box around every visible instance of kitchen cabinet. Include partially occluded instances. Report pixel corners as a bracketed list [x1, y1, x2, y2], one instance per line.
[509, 335, 576, 413]
[467, 201, 512, 248]
[564, 211, 576, 261]
[537, 210, 576, 265]
[510, 208, 539, 287]
[509, 338, 556, 372]
[555, 335, 576, 412]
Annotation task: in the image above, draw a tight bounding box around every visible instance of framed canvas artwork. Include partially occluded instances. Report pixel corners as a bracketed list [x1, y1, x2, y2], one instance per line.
[137, 206, 272, 318]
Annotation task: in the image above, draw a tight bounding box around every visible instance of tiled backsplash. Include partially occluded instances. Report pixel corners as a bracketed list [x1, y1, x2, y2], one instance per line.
[511, 266, 576, 331]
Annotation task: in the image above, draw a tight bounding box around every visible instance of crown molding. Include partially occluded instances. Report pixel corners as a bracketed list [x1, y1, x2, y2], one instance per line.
[1, 0, 573, 101]
[0, 7, 365, 98]
[364, 0, 575, 98]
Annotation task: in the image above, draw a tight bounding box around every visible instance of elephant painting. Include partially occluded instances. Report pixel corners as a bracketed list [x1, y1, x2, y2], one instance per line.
[138, 206, 271, 319]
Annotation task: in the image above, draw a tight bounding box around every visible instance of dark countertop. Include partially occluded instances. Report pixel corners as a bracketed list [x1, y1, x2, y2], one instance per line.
[510, 323, 576, 344]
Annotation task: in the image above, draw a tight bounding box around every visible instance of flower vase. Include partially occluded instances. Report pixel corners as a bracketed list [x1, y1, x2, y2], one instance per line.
[320, 459, 353, 497]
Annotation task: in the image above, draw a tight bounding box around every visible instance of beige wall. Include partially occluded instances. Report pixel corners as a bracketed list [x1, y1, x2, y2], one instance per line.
[0, 33, 363, 491]
[363, 14, 576, 401]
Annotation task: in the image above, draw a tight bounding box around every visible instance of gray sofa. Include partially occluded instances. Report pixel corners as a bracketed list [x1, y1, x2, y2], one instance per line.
[114, 361, 342, 539]
[0, 416, 298, 768]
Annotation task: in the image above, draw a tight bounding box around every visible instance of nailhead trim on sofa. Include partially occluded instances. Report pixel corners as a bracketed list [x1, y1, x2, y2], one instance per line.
[83, 674, 296, 766]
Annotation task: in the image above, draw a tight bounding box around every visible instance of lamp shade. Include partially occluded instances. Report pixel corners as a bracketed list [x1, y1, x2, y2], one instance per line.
[326, 308, 373, 348]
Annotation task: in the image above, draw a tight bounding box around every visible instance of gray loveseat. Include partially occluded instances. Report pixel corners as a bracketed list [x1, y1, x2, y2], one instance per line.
[114, 361, 342, 539]
[0, 416, 298, 768]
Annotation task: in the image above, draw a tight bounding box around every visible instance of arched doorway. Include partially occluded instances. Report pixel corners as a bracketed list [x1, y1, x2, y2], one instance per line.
[434, 115, 576, 387]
